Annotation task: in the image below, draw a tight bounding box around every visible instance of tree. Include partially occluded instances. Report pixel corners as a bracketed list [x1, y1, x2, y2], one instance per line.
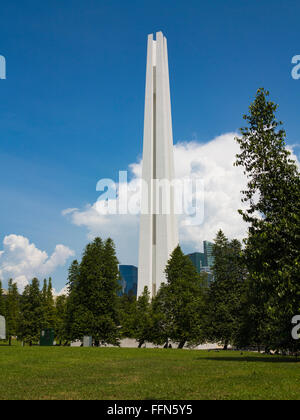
[235, 88, 300, 351]
[6, 280, 20, 345]
[65, 260, 80, 342]
[133, 286, 152, 348]
[100, 238, 121, 343]
[162, 246, 207, 348]
[55, 295, 68, 345]
[205, 231, 247, 349]
[19, 278, 43, 346]
[69, 238, 121, 345]
[150, 283, 172, 347]
[41, 278, 56, 330]
[118, 293, 137, 339]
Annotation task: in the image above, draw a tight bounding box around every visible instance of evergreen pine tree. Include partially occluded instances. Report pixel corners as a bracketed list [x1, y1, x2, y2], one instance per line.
[163, 246, 206, 348]
[6, 279, 20, 345]
[41, 278, 56, 330]
[19, 278, 43, 346]
[42, 279, 47, 304]
[151, 283, 172, 347]
[133, 286, 152, 348]
[55, 295, 68, 345]
[235, 88, 300, 351]
[65, 260, 80, 342]
[205, 231, 247, 349]
[118, 293, 137, 339]
[70, 238, 121, 345]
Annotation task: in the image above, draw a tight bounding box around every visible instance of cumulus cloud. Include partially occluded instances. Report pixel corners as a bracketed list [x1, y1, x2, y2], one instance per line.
[0, 235, 75, 291]
[63, 133, 300, 264]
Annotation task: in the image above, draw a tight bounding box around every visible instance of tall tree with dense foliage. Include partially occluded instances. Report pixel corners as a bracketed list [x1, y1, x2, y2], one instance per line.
[19, 278, 44, 346]
[150, 283, 172, 347]
[163, 246, 207, 348]
[41, 278, 56, 330]
[65, 260, 80, 342]
[235, 88, 300, 351]
[133, 286, 152, 348]
[69, 238, 121, 345]
[118, 293, 137, 339]
[100, 238, 121, 341]
[55, 294, 68, 345]
[205, 231, 247, 349]
[6, 280, 20, 345]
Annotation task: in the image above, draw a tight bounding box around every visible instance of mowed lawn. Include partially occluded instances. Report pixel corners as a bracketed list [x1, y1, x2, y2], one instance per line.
[1, 346, 300, 400]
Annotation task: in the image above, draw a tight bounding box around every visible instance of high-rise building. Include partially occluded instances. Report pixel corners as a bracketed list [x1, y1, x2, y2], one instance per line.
[119, 265, 138, 296]
[187, 252, 206, 273]
[138, 32, 179, 298]
[204, 241, 215, 268]
[188, 241, 215, 286]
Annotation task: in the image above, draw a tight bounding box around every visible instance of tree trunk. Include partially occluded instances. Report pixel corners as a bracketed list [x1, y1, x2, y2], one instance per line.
[177, 340, 186, 349]
[138, 340, 144, 348]
[223, 340, 228, 350]
[164, 338, 169, 349]
[9, 336, 12, 346]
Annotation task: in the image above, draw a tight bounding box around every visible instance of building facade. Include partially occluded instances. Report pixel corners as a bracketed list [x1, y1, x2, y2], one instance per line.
[188, 241, 215, 286]
[204, 241, 215, 268]
[188, 252, 206, 273]
[119, 265, 138, 296]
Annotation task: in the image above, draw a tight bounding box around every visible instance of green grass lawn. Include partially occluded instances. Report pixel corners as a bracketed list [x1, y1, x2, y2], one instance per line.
[0, 345, 300, 400]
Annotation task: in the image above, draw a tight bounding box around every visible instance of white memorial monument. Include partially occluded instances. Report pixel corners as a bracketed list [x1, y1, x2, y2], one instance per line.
[0, 315, 6, 340]
[138, 32, 179, 298]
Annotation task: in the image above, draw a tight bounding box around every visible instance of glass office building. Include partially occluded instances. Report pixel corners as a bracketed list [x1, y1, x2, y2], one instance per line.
[187, 252, 206, 273]
[204, 241, 215, 268]
[188, 240, 215, 286]
[119, 265, 138, 296]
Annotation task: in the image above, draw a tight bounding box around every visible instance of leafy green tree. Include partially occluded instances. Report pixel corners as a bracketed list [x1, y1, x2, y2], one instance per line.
[100, 238, 121, 341]
[19, 278, 43, 346]
[235, 88, 300, 351]
[65, 260, 80, 342]
[69, 238, 121, 345]
[6, 280, 20, 345]
[42, 279, 47, 302]
[205, 231, 247, 349]
[55, 295, 68, 345]
[118, 293, 137, 339]
[150, 283, 172, 347]
[41, 278, 56, 330]
[133, 286, 152, 348]
[163, 246, 207, 348]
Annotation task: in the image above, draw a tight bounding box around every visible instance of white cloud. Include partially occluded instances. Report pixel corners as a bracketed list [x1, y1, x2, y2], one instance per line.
[61, 208, 79, 216]
[63, 132, 300, 264]
[0, 235, 75, 291]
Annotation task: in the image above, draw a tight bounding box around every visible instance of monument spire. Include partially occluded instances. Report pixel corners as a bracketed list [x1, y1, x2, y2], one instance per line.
[138, 32, 179, 298]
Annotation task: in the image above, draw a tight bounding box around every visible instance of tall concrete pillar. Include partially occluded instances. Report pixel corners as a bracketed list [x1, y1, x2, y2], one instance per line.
[138, 32, 179, 298]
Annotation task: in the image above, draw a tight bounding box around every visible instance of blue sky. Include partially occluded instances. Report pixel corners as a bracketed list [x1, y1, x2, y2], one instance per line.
[0, 0, 299, 291]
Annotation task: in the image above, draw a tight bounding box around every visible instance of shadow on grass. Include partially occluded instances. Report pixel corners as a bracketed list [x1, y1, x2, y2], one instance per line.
[200, 356, 300, 363]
